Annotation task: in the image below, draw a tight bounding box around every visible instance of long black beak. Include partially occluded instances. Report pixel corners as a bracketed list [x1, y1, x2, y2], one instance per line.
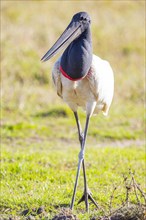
[41, 21, 82, 62]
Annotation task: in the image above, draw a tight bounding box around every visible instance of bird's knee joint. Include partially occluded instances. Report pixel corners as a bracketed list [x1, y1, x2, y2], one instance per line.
[78, 150, 84, 161]
[79, 133, 84, 143]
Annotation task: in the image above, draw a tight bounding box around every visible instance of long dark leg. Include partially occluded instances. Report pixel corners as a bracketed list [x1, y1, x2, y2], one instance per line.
[73, 112, 88, 208]
[73, 112, 87, 190]
[70, 112, 99, 212]
[70, 113, 90, 211]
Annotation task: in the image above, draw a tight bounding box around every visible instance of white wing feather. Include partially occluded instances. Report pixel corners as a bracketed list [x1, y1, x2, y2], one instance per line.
[52, 58, 62, 98]
[87, 54, 114, 115]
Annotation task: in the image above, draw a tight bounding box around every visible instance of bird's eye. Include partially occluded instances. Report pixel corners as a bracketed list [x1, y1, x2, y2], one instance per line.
[80, 16, 87, 21]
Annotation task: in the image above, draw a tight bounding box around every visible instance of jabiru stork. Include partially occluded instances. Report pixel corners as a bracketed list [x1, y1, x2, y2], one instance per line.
[41, 12, 114, 212]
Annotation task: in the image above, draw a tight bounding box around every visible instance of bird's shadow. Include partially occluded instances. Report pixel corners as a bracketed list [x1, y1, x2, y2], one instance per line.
[32, 109, 68, 118]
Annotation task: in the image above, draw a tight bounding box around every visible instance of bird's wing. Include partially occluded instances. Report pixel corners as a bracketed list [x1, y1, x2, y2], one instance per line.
[52, 58, 63, 98]
[87, 54, 114, 115]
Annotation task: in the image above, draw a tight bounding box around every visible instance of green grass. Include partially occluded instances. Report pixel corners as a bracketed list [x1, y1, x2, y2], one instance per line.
[1, 0, 145, 219]
[1, 141, 145, 219]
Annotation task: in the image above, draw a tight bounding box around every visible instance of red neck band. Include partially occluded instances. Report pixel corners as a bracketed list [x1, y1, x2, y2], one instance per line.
[59, 66, 83, 81]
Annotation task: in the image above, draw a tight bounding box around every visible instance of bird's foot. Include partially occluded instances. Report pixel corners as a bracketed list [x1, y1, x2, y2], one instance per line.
[77, 188, 99, 211]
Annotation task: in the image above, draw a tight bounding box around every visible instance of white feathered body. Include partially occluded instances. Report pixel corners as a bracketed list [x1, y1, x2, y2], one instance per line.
[52, 54, 114, 116]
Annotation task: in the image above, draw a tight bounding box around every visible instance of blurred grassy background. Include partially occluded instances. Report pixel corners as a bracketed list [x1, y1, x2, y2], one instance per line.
[1, 0, 145, 142]
[1, 0, 145, 113]
[1, 0, 145, 219]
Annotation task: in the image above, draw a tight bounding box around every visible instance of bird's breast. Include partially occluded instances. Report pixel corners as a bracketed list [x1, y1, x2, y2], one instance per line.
[61, 76, 94, 110]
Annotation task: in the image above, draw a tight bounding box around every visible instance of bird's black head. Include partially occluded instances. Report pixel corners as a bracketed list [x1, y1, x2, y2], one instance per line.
[41, 11, 91, 62]
[71, 12, 91, 32]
